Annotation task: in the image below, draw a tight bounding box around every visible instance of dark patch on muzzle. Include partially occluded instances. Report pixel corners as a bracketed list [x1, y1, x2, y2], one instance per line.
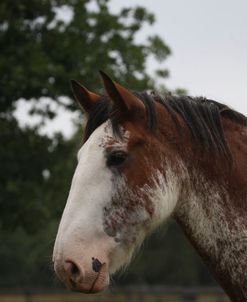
[92, 257, 103, 272]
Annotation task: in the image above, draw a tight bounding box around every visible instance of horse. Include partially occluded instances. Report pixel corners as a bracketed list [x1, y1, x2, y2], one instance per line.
[53, 71, 247, 301]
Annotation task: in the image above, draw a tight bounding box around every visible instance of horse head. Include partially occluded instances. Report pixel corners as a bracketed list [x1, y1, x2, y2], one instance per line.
[52, 72, 184, 293]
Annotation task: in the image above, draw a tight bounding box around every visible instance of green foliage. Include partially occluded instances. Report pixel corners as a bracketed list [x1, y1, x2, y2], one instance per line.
[0, 116, 51, 232]
[0, 0, 170, 113]
[0, 224, 56, 288]
[0, 115, 78, 233]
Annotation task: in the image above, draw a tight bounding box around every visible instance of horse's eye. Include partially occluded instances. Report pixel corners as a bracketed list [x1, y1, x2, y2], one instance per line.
[107, 151, 128, 167]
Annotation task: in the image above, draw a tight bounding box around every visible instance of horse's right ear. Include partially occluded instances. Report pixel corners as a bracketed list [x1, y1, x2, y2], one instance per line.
[70, 80, 100, 113]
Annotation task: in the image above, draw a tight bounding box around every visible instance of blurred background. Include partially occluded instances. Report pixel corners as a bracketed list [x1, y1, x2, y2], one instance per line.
[1, 0, 246, 301]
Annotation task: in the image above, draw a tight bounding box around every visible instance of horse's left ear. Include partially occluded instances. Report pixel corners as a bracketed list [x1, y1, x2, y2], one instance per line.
[70, 80, 100, 113]
[99, 71, 145, 114]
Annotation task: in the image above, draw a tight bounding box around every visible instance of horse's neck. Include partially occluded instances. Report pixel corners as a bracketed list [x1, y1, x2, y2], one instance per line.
[174, 172, 247, 301]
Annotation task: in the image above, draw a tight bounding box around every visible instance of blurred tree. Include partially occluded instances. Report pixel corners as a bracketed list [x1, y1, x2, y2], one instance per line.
[0, 0, 170, 114]
[0, 115, 78, 233]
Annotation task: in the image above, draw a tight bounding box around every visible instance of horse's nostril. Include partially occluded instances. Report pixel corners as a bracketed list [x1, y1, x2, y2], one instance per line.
[71, 262, 79, 276]
[92, 257, 103, 272]
[64, 260, 81, 283]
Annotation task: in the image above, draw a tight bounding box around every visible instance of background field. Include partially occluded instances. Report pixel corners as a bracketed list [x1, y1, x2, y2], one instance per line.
[0, 287, 230, 302]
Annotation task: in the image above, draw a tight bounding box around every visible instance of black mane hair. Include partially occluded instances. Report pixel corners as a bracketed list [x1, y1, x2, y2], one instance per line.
[84, 92, 246, 159]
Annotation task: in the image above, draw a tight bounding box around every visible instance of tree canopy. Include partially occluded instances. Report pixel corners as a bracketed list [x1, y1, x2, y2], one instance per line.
[0, 0, 170, 113]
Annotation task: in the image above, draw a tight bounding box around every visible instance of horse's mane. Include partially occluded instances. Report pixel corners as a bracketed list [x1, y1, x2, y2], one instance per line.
[84, 92, 247, 159]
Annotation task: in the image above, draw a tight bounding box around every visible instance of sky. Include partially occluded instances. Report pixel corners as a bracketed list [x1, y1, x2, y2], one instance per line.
[111, 0, 247, 113]
[15, 0, 247, 137]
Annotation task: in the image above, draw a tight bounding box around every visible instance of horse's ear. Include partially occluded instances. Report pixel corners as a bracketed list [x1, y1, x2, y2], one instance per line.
[99, 71, 144, 114]
[70, 80, 100, 113]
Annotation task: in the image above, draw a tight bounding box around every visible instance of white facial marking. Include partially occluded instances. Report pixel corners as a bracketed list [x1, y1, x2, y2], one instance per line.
[53, 121, 129, 264]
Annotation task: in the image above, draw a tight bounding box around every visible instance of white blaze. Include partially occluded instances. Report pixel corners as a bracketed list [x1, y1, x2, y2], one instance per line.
[53, 121, 116, 261]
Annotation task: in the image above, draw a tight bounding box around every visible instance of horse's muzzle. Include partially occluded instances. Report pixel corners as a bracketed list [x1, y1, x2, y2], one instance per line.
[54, 258, 109, 293]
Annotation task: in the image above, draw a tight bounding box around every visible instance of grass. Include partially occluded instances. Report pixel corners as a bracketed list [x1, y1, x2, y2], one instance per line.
[0, 290, 230, 302]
